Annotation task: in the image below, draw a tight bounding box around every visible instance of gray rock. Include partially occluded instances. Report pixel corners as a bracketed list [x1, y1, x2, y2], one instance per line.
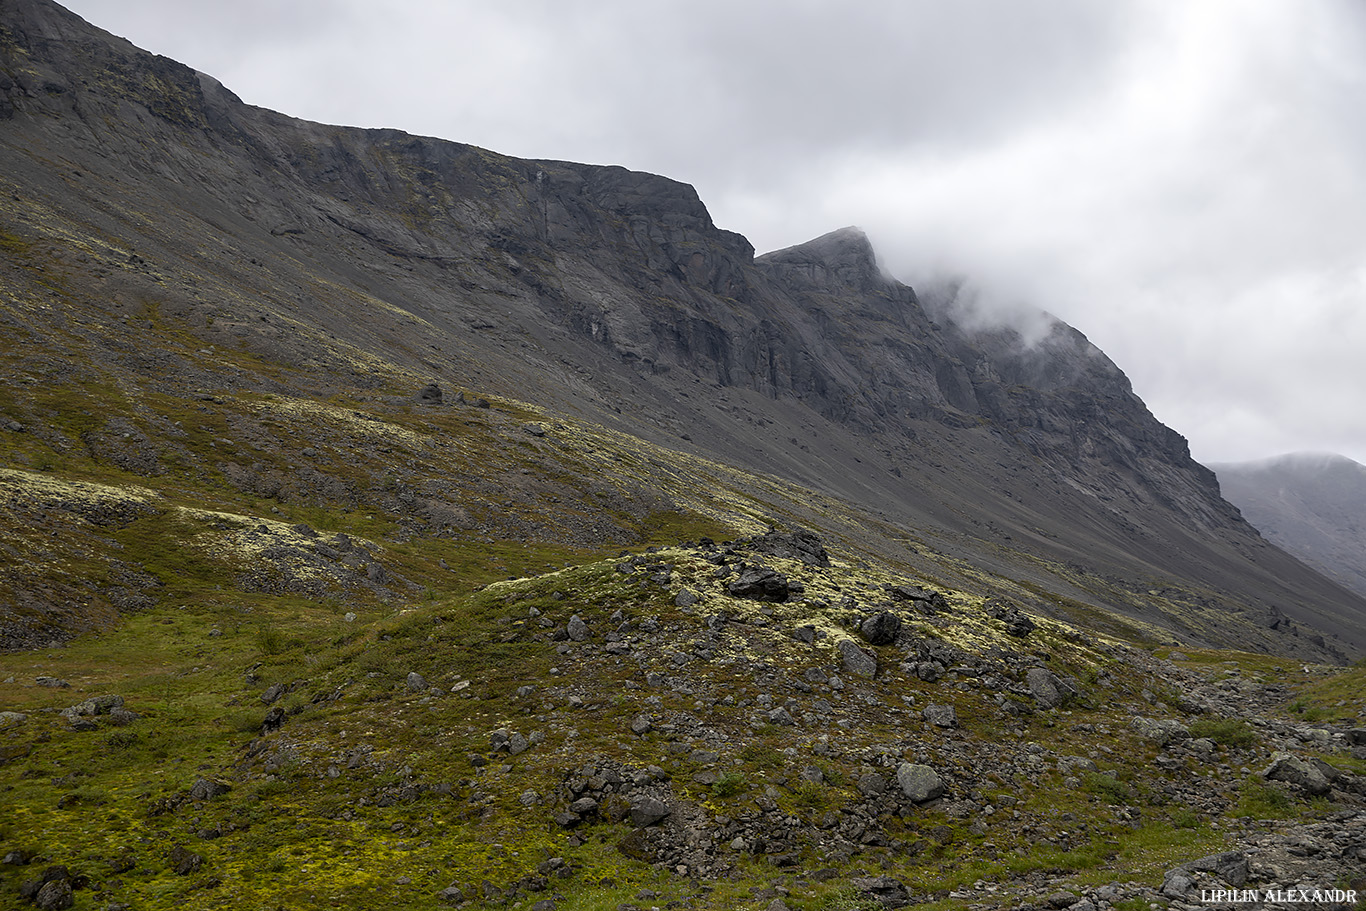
[1160, 868, 1197, 899]
[34, 879, 73, 911]
[406, 671, 428, 692]
[747, 528, 830, 566]
[851, 875, 912, 908]
[1187, 851, 1250, 886]
[1131, 717, 1190, 746]
[507, 732, 530, 755]
[767, 707, 796, 726]
[727, 567, 793, 602]
[415, 382, 443, 404]
[0, 711, 27, 727]
[169, 844, 203, 875]
[630, 714, 653, 735]
[859, 611, 901, 645]
[35, 676, 69, 688]
[260, 683, 287, 705]
[839, 638, 877, 678]
[189, 778, 231, 801]
[1262, 752, 1332, 795]
[922, 704, 957, 728]
[896, 763, 945, 803]
[674, 589, 699, 608]
[566, 614, 590, 641]
[857, 773, 887, 797]
[437, 883, 467, 904]
[630, 796, 671, 827]
[1026, 667, 1075, 709]
[568, 796, 599, 815]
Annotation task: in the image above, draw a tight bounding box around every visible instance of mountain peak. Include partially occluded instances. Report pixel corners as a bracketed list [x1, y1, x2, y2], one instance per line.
[756, 226, 884, 290]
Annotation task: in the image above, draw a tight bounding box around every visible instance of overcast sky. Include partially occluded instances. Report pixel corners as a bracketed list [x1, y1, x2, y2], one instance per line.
[62, 0, 1366, 467]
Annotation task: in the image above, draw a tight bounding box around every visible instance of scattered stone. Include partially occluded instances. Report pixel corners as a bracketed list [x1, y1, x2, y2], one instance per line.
[260, 683, 287, 705]
[896, 763, 945, 803]
[35, 676, 69, 688]
[0, 711, 27, 727]
[674, 589, 699, 608]
[984, 598, 1036, 637]
[523, 422, 547, 437]
[415, 383, 443, 405]
[629, 715, 652, 735]
[838, 639, 877, 678]
[406, 671, 428, 692]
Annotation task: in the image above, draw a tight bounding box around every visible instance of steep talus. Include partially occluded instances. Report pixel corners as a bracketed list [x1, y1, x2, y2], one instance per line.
[2, 0, 1365, 659]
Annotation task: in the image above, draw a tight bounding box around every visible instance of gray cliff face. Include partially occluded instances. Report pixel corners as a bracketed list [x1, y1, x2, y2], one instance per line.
[4, 0, 1365, 657]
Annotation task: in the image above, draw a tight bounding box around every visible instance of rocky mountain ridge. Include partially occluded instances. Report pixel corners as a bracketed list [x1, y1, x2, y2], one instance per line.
[2, 0, 1363, 659]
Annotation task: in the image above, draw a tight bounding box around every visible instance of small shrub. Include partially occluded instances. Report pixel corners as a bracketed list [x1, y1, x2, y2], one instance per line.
[1189, 717, 1256, 748]
[1235, 776, 1294, 818]
[1082, 771, 1132, 803]
[105, 731, 140, 750]
[1169, 807, 1202, 829]
[255, 623, 287, 656]
[711, 771, 748, 799]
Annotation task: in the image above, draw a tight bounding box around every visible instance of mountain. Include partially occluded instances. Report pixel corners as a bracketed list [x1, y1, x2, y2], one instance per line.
[4, 3, 1366, 909]
[3, 0, 1363, 662]
[1212, 452, 1366, 599]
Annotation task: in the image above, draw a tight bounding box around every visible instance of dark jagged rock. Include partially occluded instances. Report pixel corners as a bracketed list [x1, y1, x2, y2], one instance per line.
[745, 529, 831, 567]
[415, 383, 443, 405]
[859, 611, 901, 646]
[726, 567, 793, 602]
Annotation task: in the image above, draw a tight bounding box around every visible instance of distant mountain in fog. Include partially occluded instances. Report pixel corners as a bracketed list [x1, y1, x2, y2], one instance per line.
[1212, 453, 1366, 599]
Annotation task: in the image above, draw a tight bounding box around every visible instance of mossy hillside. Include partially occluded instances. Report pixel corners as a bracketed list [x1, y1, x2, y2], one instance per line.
[5, 531, 1365, 910]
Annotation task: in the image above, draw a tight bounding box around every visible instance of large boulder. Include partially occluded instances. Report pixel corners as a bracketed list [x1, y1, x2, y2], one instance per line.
[859, 611, 902, 645]
[1262, 753, 1332, 795]
[838, 639, 877, 678]
[895, 763, 944, 803]
[746, 528, 830, 566]
[1026, 667, 1077, 709]
[727, 567, 793, 602]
